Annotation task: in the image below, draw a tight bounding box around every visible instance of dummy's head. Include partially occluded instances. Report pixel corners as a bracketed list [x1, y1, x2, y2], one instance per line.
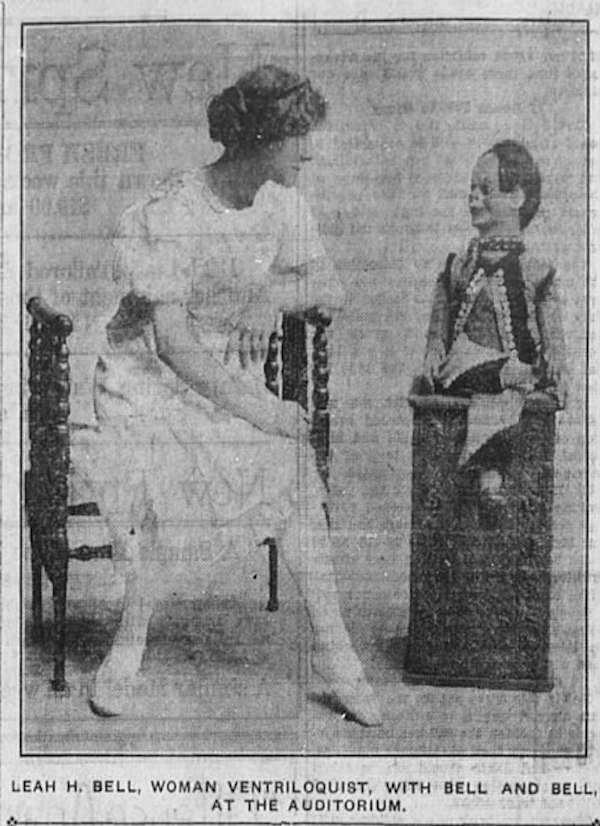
[469, 140, 541, 234]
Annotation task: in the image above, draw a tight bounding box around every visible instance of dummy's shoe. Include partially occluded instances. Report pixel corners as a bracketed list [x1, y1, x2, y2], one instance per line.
[478, 469, 507, 529]
[312, 648, 383, 727]
[479, 487, 507, 509]
[479, 468, 507, 507]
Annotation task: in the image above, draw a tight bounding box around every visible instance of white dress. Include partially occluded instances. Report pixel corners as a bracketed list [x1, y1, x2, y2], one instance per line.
[75, 170, 342, 573]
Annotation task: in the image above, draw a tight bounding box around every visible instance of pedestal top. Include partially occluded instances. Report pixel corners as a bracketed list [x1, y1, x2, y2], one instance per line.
[408, 391, 558, 412]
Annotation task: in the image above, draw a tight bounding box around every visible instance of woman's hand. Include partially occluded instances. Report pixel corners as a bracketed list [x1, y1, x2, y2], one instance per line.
[273, 400, 311, 440]
[154, 302, 311, 438]
[225, 329, 269, 369]
[243, 395, 310, 439]
[224, 287, 278, 368]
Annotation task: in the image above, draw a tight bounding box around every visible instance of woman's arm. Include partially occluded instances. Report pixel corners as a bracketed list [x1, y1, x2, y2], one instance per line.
[153, 302, 307, 438]
[269, 258, 344, 314]
[228, 259, 342, 367]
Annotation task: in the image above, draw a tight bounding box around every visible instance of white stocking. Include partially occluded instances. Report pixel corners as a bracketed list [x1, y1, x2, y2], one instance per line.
[89, 524, 155, 717]
[277, 475, 382, 726]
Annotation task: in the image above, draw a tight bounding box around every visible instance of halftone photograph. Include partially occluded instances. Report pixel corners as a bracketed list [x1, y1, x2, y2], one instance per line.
[15, 15, 589, 765]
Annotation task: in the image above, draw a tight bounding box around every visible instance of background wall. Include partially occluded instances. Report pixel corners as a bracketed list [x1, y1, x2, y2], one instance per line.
[23, 21, 588, 752]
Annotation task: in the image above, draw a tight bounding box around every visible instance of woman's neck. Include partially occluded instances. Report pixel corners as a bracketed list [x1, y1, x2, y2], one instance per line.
[205, 152, 269, 210]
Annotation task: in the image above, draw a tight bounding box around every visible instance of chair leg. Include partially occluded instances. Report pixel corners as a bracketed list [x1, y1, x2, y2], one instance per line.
[52, 557, 68, 691]
[26, 472, 44, 642]
[322, 501, 330, 531]
[266, 539, 279, 612]
[30, 529, 44, 642]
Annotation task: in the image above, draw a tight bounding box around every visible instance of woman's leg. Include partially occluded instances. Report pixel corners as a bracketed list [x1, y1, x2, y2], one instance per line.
[277, 468, 382, 726]
[89, 520, 156, 717]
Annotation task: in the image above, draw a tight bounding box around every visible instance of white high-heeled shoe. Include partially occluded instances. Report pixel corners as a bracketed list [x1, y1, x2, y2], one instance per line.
[88, 665, 137, 717]
[312, 648, 383, 727]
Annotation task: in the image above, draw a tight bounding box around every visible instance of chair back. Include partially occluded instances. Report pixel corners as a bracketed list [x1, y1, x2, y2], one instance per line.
[265, 310, 331, 487]
[26, 297, 73, 563]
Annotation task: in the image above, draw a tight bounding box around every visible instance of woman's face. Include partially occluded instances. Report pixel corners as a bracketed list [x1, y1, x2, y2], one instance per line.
[264, 134, 313, 187]
[469, 152, 522, 235]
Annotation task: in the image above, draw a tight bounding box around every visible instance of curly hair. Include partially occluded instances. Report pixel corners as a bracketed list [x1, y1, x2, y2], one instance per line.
[489, 140, 542, 230]
[207, 65, 327, 155]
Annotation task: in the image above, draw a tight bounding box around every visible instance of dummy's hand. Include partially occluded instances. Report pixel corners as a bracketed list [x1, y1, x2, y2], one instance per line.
[500, 356, 534, 390]
[421, 342, 446, 393]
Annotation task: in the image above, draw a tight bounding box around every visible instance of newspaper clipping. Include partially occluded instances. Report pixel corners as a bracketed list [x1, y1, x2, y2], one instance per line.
[1, 1, 598, 824]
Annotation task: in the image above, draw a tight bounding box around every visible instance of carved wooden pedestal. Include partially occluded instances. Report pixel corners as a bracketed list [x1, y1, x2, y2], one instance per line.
[404, 393, 557, 692]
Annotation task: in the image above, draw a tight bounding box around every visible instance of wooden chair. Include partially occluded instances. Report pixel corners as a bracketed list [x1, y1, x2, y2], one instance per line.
[25, 296, 332, 691]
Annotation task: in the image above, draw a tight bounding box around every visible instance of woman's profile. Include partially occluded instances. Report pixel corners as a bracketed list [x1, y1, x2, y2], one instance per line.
[79, 64, 382, 727]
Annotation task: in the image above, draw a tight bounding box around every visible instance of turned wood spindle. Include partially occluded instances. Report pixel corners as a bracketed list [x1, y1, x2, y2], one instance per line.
[264, 329, 280, 398]
[311, 313, 331, 490]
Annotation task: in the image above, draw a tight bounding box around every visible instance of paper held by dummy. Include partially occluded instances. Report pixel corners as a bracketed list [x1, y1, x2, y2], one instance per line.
[437, 334, 525, 464]
[458, 390, 525, 464]
[437, 333, 508, 391]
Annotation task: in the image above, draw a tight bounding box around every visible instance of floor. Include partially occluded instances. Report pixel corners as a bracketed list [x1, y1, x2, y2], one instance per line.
[22, 510, 586, 756]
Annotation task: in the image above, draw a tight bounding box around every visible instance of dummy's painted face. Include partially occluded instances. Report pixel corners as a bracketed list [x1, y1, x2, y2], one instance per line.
[469, 152, 522, 235]
[264, 134, 313, 187]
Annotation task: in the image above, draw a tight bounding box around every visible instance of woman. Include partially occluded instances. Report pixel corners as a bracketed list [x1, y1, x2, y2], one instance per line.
[82, 65, 382, 727]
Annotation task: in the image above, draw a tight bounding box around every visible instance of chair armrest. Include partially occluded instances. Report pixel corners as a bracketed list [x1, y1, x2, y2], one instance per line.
[295, 306, 332, 328]
[27, 297, 73, 336]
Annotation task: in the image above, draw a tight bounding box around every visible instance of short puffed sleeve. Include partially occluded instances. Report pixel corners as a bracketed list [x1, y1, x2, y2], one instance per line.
[113, 188, 195, 304]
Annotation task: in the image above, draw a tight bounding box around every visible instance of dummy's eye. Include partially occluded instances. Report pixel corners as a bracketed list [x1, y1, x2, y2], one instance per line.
[480, 183, 490, 196]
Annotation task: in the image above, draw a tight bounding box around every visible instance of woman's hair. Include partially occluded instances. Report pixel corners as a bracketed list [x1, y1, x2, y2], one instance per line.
[489, 139, 541, 229]
[207, 64, 326, 155]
